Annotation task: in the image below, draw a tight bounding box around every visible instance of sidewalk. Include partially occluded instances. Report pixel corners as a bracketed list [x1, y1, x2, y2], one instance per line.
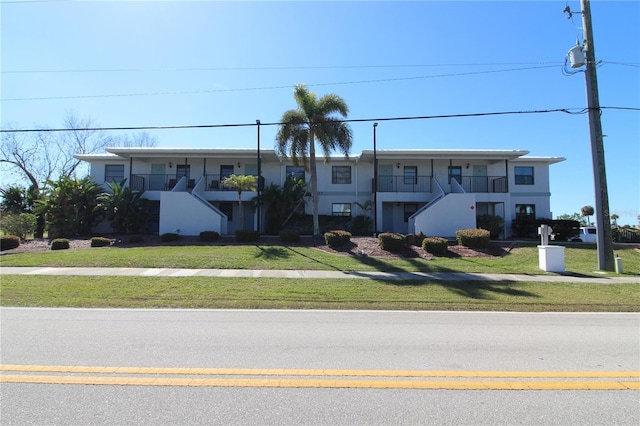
[1, 267, 638, 284]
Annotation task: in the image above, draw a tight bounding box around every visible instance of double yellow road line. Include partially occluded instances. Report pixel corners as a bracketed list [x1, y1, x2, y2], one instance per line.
[1, 365, 638, 390]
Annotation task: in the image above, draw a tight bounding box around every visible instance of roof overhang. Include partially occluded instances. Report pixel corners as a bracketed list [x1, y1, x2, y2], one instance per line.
[101, 147, 280, 162]
[358, 149, 530, 162]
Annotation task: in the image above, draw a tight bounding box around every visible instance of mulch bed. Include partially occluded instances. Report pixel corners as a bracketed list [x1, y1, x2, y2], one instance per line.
[2, 235, 512, 259]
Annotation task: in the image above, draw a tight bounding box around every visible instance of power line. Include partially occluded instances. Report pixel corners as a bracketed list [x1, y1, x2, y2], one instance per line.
[1, 62, 566, 74]
[1, 65, 560, 102]
[5, 107, 638, 134]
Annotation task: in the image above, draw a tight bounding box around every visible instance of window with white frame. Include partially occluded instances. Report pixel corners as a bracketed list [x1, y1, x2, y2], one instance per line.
[104, 164, 124, 184]
[514, 166, 534, 185]
[332, 166, 351, 184]
[332, 203, 351, 217]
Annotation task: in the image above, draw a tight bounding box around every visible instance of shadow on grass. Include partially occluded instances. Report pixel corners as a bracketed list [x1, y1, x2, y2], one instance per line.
[383, 279, 541, 300]
[254, 246, 292, 260]
[284, 246, 345, 271]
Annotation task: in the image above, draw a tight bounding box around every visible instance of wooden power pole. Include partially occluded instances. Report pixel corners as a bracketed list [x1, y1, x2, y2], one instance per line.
[580, 0, 615, 271]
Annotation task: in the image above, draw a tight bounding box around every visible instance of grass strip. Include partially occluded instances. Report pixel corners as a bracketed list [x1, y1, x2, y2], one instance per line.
[1, 275, 638, 312]
[1, 245, 639, 276]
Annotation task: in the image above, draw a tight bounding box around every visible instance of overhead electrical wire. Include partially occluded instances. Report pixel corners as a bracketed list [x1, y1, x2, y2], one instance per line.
[3, 106, 638, 134]
[1, 62, 566, 74]
[2, 64, 560, 102]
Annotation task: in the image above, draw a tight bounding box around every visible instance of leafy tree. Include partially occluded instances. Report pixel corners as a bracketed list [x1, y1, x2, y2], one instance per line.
[1, 112, 157, 237]
[611, 213, 619, 227]
[276, 83, 353, 236]
[0, 186, 33, 214]
[35, 176, 104, 238]
[581, 205, 595, 226]
[99, 179, 149, 234]
[0, 213, 37, 240]
[253, 175, 309, 234]
[221, 174, 257, 230]
[556, 212, 586, 226]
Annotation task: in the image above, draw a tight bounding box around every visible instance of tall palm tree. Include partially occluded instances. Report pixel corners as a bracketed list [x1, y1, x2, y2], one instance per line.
[276, 83, 353, 236]
[221, 174, 257, 230]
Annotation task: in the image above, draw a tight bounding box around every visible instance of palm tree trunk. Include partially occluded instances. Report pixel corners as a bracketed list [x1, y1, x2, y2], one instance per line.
[309, 130, 320, 237]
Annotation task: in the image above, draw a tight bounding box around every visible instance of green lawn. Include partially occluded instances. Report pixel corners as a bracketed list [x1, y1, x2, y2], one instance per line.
[2, 243, 639, 276]
[1, 242, 638, 312]
[1, 275, 638, 312]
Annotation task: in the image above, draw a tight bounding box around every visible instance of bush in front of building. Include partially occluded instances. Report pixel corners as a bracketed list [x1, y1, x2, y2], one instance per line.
[476, 215, 504, 239]
[235, 230, 260, 242]
[90, 237, 111, 247]
[422, 237, 449, 255]
[200, 231, 220, 242]
[279, 230, 300, 243]
[160, 233, 180, 243]
[404, 232, 426, 247]
[456, 228, 490, 248]
[378, 232, 405, 252]
[0, 235, 21, 251]
[324, 230, 352, 247]
[51, 238, 70, 250]
[128, 234, 144, 244]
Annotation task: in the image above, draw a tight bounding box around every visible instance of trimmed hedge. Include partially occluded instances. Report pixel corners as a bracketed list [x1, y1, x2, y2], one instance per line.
[90, 237, 111, 247]
[51, 238, 70, 250]
[235, 230, 260, 242]
[456, 228, 490, 248]
[279, 230, 300, 243]
[405, 232, 426, 247]
[128, 234, 144, 244]
[160, 233, 180, 243]
[422, 237, 449, 255]
[378, 232, 405, 252]
[200, 231, 220, 242]
[0, 235, 20, 251]
[324, 230, 352, 247]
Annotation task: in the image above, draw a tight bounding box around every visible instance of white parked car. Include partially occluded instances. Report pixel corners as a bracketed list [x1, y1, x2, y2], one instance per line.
[570, 226, 597, 243]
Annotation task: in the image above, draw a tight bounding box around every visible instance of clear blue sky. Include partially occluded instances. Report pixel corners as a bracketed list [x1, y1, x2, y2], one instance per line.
[2, 0, 639, 226]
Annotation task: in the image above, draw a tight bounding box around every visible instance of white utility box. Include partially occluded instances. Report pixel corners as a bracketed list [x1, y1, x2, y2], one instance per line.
[538, 245, 565, 272]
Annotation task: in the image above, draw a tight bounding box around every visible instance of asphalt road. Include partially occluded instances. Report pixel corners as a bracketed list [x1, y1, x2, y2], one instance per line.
[1, 308, 639, 425]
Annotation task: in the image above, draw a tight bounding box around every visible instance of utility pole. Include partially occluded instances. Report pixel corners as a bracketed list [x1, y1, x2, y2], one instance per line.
[580, 0, 614, 271]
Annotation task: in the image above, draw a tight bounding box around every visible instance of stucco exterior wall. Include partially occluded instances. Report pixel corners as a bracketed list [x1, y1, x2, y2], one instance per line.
[411, 193, 477, 238]
[159, 192, 226, 236]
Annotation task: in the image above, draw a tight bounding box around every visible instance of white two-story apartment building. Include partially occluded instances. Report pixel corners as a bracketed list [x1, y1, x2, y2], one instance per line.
[75, 147, 564, 238]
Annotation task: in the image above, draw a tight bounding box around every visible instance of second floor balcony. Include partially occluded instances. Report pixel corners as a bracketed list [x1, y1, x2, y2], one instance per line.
[374, 175, 507, 193]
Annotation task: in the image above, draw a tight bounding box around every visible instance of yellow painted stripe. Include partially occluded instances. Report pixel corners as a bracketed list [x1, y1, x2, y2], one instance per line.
[1, 375, 639, 390]
[2, 365, 638, 379]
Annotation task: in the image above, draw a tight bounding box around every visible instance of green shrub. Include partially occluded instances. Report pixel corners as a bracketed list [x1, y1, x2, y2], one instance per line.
[349, 215, 372, 236]
[324, 230, 352, 247]
[160, 233, 180, 242]
[128, 234, 144, 244]
[51, 238, 70, 250]
[378, 232, 405, 252]
[405, 232, 426, 247]
[0, 213, 37, 240]
[235, 230, 260, 242]
[200, 231, 220, 242]
[422, 237, 449, 255]
[476, 215, 504, 239]
[279, 230, 300, 243]
[0, 235, 20, 251]
[90, 237, 111, 247]
[456, 228, 490, 248]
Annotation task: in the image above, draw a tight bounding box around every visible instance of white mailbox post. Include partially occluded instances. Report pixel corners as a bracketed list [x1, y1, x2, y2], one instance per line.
[538, 224, 565, 272]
